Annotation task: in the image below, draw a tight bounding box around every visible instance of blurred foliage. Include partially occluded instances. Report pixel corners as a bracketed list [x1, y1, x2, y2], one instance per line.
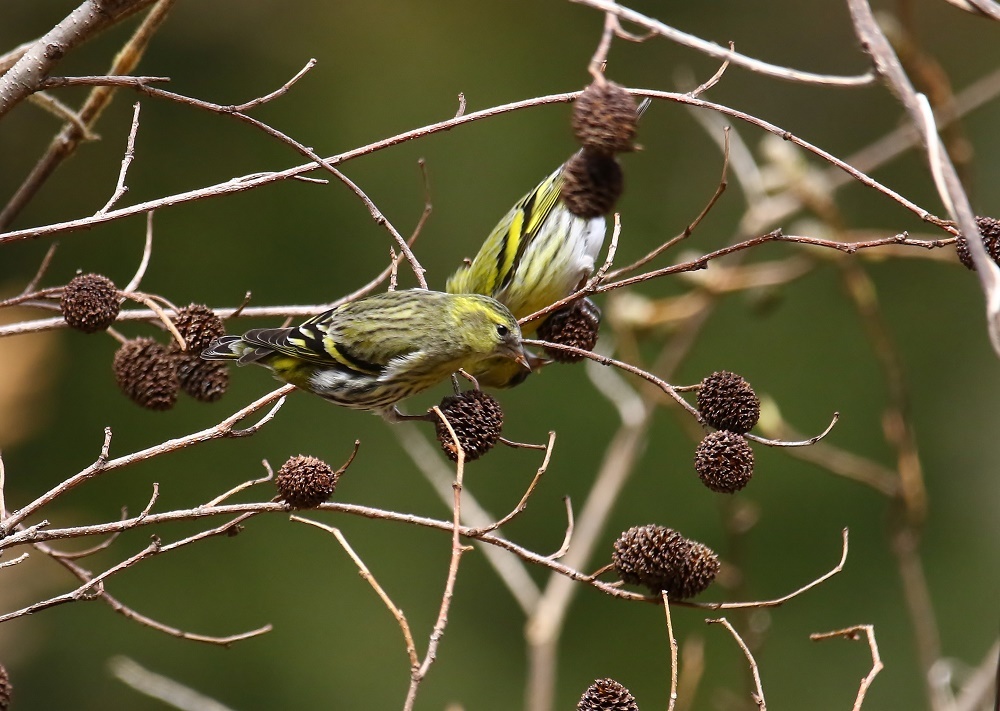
[1, 1, 998, 710]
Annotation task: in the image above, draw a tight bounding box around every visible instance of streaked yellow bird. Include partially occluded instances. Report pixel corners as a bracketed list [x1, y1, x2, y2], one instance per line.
[202, 289, 529, 420]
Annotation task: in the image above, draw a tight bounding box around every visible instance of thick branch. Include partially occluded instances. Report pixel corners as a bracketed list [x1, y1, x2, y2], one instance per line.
[0, 0, 157, 119]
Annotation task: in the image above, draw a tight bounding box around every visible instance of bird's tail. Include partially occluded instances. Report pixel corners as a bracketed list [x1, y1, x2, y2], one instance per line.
[201, 336, 265, 365]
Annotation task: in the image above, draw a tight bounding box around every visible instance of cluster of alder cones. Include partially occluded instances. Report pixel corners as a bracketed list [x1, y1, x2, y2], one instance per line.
[60, 273, 229, 410]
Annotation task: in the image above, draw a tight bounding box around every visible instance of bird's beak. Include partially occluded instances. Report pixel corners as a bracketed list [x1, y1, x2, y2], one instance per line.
[512, 345, 532, 372]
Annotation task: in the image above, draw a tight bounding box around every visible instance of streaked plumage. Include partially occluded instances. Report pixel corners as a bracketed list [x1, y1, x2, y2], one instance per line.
[447, 164, 605, 329]
[446, 162, 606, 387]
[202, 289, 529, 420]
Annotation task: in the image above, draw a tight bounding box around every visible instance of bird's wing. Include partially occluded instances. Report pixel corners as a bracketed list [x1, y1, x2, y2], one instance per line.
[494, 167, 564, 291]
[241, 308, 423, 376]
[446, 166, 564, 296]
[239, 322, 386, 375]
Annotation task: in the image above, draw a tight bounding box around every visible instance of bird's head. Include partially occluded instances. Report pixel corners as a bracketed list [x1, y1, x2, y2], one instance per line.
[455, 295, 531, 372]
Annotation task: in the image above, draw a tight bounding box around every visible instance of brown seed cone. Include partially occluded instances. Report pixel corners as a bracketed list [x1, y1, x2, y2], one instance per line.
[697, 370, 760, 433]
[560, 149, 624, 218]
[537, 298, 601, 362]
[694, 430, 754, 493]
[572, 80, 638, 153]
[0, 664, 10, 711]
[612, 524, 719, 599]
[175, 355, 229, 402]
[60, 273, 120, 333]
[434, 390, 504, 462]
[956, 216, 1000, 270]
[112, 337, 179, 411]
[577, 678, 639, 711]
[275, 455, 339, 509]
[671, 539, 722, 599]
[168, 304, 227, 354]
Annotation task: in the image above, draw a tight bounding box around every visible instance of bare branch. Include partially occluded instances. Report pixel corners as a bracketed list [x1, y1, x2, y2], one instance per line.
[0, 0, 159, 119]
[405, 406, 469, 711]
[810, 625, 883, 711]
[0, 87, 950, 252]
[571, 0, 875, 87]
[0, 0, 177, 229]
[392, 423, 541, 615]
[0, 385, 292, 535]
[466, 431, 556, 537]
[707, 617, 766, 710]
[746, 412, 839, 448]
[292, 517, 419, 668]
[232, 58, 317, 111]
[846, 0, 999, 356]
[123, 213, 155, 294]
[546, 497, 574, 561]
[662, 592, 679, 711]
[0, 553, 29, 570]
[97, 102, 142, 215]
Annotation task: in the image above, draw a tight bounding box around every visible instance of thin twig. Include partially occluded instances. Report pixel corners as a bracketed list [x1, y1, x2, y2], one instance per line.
[466, 431, 556, 536]
[292, 517, 419, 668]
[205, 460, 275, 507]
[0, 385, 292, 535]
[607, 131, 729, 279]
[696, 528, 849, 611]
[546, 498, 575, 561]
[745, 412, 839, 448]
[587, 9, 618, 80]
[97, 101, 142, 215]
[392, 423, 541, 615]
[706, 617, 766, 710]
[405, 407, 470, 711]
[523, 338, 699, 417]
[123, 212, 155, 294]
[518, 228, 953, 328]
[662, 592, 679, 711]
[0, 0, 177, 230]
[571, 0, 875, 87]
[810, 625, 883, 711]
[687, 43, 732, 97]
[0, 0, 159, 119]
[1, 86, 948, 248]
[0, 499, 849, 611]
[122, 291, 186, 349]
[846, 0, 997, 356]
[28, 516, 273, 645]
[20, 243, 61, 296]
[48, 524, 122, 560]
[756, 408, 900, 496]
[0, 553, 29, 570]
[231, 58, 316, 111]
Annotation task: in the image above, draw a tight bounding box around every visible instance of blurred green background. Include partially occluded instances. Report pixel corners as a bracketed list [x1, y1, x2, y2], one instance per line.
[1, 1, 998, 709]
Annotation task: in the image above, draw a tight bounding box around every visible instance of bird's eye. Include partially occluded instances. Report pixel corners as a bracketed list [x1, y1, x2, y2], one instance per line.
[496, 324, 509, 337]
